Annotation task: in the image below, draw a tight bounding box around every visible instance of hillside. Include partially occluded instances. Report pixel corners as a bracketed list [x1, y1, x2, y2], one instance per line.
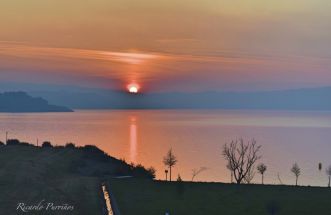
[0, 91, 72, 112]
[29, 86, 331, 110]
[0, 142, 154, 214]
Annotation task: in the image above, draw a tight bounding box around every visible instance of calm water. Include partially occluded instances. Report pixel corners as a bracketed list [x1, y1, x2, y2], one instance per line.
[1, 110, 331, 186]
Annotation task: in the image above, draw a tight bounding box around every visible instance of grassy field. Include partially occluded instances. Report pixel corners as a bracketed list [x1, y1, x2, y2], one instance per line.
[110, 178, 331, 215]
[0, 143, 153, 215]
[0, 145, 104, 214]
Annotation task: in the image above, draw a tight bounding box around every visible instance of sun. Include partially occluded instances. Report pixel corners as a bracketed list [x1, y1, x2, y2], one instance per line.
[127, 84, 139, 94]
[129, 86, 138, 93]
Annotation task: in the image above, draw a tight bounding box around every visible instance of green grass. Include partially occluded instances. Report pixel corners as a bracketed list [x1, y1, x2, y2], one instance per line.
[0, 145, 104, 215]
[110, 178, 331, 215]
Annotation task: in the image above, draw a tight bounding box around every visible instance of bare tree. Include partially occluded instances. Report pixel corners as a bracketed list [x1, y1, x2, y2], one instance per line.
[191, 167, 208, 181]
[326, 165, 331, 187]
[291, 163, 301, 186]
[222, 138, 262, 184]
[163, 148, 178, 182]
[257, 163, 267, 184]
[277, 173, 283, 185]
[243, 166, 255, 184]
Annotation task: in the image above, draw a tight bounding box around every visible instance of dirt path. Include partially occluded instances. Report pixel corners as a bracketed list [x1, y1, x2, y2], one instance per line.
[102, 182, 121, 215]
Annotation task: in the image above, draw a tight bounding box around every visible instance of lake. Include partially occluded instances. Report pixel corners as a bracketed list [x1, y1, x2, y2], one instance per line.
[1, 110, 331, 186]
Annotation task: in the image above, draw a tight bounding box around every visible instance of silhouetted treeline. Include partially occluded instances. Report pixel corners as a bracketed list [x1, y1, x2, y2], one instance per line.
[6, 139, 33, 147]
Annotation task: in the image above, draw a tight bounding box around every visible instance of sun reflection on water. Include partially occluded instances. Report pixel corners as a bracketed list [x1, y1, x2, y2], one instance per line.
[129, 116, 137, 163]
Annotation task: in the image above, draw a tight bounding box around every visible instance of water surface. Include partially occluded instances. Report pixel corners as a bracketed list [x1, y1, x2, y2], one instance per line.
[1, 110, 331, 186]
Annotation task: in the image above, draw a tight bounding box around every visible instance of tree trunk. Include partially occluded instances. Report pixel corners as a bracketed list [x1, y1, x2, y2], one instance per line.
[295, 177, 298, 186]
[262, 174, 264, 185]
[169, 166, 172, 182]
[237, 178, 241, 184]
[328, 176, 330, 188]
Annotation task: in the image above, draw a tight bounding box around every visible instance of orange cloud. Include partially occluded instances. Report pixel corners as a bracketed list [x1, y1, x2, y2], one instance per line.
[0, 42, 330, 92]
[0, 42, 161, 65]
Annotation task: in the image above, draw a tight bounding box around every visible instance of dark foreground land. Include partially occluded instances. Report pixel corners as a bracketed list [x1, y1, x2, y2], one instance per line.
[110, 178, 331, 215]
[0, 142, 153, 215]
[1, 143, 331, 215]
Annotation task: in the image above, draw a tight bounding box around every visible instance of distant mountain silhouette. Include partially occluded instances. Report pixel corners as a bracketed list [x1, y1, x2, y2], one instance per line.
[28, 86, 331, 110]
[0, 92, 73, 112]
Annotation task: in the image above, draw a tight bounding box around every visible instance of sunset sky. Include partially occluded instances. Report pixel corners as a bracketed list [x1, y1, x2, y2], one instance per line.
[0, 0, 331, 92]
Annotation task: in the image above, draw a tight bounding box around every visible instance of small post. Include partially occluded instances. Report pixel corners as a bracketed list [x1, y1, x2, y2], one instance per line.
[165, 169, 168, 181]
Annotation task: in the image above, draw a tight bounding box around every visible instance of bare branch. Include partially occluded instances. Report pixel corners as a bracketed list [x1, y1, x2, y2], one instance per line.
[222, 138, 262, 184]
[243, 166, 255, 184]
[191, 167, 208, 181]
